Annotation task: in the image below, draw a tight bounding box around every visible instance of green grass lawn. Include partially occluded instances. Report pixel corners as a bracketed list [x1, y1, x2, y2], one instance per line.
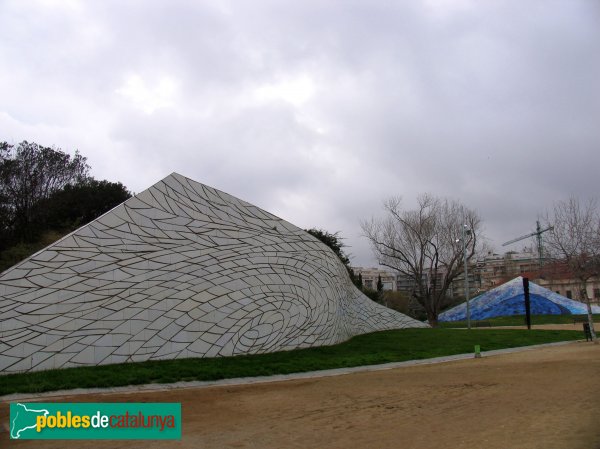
[0, 328, 585, 396]
[439, 314, 600, 328]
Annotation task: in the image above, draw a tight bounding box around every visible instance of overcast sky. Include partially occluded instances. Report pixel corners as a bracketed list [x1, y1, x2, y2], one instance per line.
[1, 0, 599, 266]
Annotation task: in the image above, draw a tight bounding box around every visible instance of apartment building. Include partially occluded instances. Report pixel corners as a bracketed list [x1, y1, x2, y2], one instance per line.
[477, 249, 540, 290]
[352, 267, 397, 291]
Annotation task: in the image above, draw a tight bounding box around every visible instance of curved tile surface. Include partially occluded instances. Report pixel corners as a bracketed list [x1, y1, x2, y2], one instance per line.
[0, 173, 426, 373]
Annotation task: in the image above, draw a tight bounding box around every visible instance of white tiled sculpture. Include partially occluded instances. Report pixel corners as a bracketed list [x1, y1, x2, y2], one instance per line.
[0, 173, 427, 373]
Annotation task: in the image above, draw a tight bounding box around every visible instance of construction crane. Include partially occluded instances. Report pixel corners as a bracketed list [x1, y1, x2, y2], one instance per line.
[502, 220, 554, 268]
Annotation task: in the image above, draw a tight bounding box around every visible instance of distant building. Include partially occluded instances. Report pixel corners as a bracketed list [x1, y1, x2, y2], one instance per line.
[396, 269, 480, 299]
[476, 249, 600, 305]
[447, 270, 482, 299]
[477, 249, 541, 291]
[395, 271, 424, 295]
[352, 267, 397, 291]
[533, 262, 600, 304]
[364, 249, 600, 312]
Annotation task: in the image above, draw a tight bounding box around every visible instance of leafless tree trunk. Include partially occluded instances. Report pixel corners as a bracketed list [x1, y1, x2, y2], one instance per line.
[543, 196, 600, 341]
[361, 194, 483, 327]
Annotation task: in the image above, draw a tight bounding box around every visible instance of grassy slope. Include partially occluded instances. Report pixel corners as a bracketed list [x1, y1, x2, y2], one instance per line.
[439, 314, 600, 328]
[0, 328, 584, 396]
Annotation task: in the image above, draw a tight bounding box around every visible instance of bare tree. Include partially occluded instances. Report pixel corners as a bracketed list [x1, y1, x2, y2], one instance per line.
[543, 196, 600, 341]
[362, 194, 483, 327]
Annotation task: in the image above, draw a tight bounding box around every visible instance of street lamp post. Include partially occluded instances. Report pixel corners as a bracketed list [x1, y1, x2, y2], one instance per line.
[462, 224, 472, 330]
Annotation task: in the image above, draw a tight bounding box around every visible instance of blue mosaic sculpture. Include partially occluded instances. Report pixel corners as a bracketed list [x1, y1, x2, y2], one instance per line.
[439, 276, 600, 322]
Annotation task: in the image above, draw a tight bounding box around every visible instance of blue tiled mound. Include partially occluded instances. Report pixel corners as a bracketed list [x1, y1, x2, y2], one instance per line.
[439, 276, 600, 322]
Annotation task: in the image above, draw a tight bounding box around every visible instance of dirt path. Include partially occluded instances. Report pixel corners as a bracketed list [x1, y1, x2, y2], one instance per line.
[2, 342, 599, 449]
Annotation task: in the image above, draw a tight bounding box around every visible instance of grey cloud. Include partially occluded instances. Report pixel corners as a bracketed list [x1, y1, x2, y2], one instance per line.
[1, 0, 599, 266]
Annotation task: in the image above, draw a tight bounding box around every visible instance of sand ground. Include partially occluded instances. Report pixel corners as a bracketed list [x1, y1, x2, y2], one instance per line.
[2, 340, 599, 449]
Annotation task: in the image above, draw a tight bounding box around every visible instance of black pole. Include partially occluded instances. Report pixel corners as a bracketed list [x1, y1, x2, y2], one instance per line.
[523, 277, 531, 330]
